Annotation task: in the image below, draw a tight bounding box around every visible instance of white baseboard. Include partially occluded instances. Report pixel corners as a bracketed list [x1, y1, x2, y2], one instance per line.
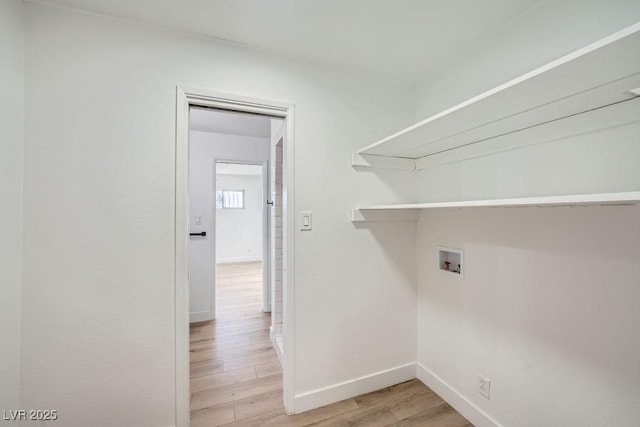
[416, 362, 500, 427]
[216, 256, 262, 264]
[293, 362, 416, 414]
[189, 311, 212, 323]
[272, 322, 282, 336]
[274, 334, 284, 364]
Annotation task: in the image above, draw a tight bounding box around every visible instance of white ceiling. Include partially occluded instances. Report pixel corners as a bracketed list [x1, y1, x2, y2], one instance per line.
[37, 0, 539, 82]
[190, 107, 274, 138]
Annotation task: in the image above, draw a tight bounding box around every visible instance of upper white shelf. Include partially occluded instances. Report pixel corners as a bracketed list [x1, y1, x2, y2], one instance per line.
[351, 192, 640, 221]
[354, 22, 640, 168]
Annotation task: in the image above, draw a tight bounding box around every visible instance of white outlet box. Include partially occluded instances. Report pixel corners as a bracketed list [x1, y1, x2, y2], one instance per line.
[478, 375, 491, 399]
[438, 246, 464, 278]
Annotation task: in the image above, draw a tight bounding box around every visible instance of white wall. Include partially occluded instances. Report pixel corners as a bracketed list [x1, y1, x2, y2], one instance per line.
[417, 206, 640, 426]
[21, 3, 416, 424]
[414, 0, 640, 120]
[0, 0, 24, 410]
[215, 173, 264, 264]
[414, 0, 640, 202]
[415, 123, 640, 202]
[413, 1, 640, 425]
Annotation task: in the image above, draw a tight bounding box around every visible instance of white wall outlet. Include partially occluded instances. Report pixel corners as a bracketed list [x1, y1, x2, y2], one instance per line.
[478, 375, 491, 399]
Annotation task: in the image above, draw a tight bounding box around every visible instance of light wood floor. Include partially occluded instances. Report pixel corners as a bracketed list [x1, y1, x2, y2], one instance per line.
[190, 261, 473, 426]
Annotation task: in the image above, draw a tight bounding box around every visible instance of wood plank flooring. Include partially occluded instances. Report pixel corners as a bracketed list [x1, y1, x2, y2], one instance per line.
[190, 261, 472, 426]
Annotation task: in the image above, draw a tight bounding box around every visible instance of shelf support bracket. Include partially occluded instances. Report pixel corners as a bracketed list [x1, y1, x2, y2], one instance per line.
[351, 208, 419, 222]
[352, 153, 416, 171]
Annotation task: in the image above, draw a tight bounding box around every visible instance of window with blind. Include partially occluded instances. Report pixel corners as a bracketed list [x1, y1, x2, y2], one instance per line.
[216, 190, 245, 209]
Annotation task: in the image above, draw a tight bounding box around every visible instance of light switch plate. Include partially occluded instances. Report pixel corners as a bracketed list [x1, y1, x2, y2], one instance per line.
[300, 211, 312, 231]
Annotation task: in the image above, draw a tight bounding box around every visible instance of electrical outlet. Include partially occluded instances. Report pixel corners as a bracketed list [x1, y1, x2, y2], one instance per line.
[478, 375, 491, 399]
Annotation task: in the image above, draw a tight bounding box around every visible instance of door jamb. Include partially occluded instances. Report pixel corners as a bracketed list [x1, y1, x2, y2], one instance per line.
[175, 87, 296, 426]
[262, 159, 271, 313]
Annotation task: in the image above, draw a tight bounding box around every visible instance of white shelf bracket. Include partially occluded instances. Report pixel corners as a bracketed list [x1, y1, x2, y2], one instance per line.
[352, 153, 416, 171]
[351, 208, 419, 222]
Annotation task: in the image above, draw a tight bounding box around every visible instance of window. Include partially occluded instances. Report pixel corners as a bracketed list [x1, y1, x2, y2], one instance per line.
[216, 190, 245, 209]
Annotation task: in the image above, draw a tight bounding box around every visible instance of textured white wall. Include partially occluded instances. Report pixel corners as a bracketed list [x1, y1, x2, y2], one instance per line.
[413, 1, 640, 425]
[215, 173, 264, 263]
[21, 3, 416, 425]
[0, 0, 24, 410]
[415, 123, 640, 202]
[414, 0, 640, 202]
[417, 206, 640, 426]
[414, 0, 640, 120]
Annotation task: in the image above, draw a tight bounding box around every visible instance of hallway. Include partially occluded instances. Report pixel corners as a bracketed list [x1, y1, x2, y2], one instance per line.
[189, 262, 472, 426]
[190, 262, 281, 426]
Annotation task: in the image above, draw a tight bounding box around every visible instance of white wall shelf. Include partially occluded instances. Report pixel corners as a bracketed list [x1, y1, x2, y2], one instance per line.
[352, 22, 640, 170]
[351, 192, 640, 222]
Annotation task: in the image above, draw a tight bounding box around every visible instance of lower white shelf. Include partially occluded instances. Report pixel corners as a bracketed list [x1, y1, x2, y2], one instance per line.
[351, 191, 640, 222]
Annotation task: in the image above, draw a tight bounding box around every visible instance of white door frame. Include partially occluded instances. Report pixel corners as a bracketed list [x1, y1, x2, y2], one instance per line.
[175, 87, 296, 426]
[213, 158, 271, 314]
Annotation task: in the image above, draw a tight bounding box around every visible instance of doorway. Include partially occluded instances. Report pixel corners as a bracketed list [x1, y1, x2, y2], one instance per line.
[175, 88, 295, 426]
[187, 105, 273, 323]
[214, 161, 267, 319]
